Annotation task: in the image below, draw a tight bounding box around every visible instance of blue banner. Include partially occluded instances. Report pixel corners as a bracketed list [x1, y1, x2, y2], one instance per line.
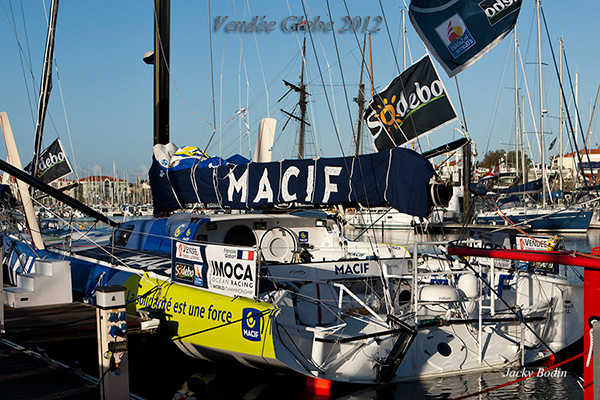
[409, 0, 521, 77]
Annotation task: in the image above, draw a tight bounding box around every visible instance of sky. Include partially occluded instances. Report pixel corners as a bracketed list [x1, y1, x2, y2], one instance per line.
[0, 0, 599, 182]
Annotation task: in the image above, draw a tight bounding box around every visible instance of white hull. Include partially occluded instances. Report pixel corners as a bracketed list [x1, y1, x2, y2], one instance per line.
[2, 211, 583, 384]
[348, 208, 416, 230]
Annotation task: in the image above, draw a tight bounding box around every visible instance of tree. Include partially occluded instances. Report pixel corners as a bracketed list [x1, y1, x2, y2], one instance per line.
[506, 150, 533, 168]
[479, 149, 533, 169]
[479, 149, 505, 169]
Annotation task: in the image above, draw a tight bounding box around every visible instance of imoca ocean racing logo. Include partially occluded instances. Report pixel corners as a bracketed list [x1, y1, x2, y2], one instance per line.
[242, 308, 261, 341]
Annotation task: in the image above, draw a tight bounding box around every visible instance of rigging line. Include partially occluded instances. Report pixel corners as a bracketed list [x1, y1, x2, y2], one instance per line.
[204, 0, 219, 152]
[303, 1, 379, 213]
[541, 6, 597, 195]
[377, 0, 401, 75]
[204, 46, 300, 154]
[2, 0, 37, 127]
[453, 77, 469, 135]
[53, 62, 79, 180]
[298, 2, 386, 264]
[561, 53, 595, 193]
[299, 0, 345, 157]
[20, 0, 33, 75]
[305, 82, 322, 158]
[218, 17, 229, 156]
[233, 0, 246, 155]
[244, 0, 270, 117]
[517, 45, 542, 177]
[21, 0, 38, 124]
[339, 0, 377, 99]
[207, 56, 299, 157]
[584, 83, 600, 148]
[483, 40, 512, 156]
[325, 0, 355, 140]
[455, 255, 561, 360]
[301, 0, 361, 86]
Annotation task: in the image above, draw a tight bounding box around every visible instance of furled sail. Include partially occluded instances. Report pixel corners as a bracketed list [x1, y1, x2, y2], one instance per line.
[149, 144, 436, 217]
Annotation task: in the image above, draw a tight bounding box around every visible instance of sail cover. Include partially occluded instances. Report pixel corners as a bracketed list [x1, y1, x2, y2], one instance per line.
[149, 144, 436, 218]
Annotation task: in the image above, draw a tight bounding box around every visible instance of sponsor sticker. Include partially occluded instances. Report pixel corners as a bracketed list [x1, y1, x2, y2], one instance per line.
[193, 264, 204, 286]
[174, 263, 194, 282]
[299, 231, 309, 243]
[435, 14, 476, 59]
[176, 242, 202, 261]
[241, 308, 261, 341]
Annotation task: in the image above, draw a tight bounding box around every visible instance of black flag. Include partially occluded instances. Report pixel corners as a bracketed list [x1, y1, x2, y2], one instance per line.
[364, 55, 457, 152]
[25, 138, 74, 184]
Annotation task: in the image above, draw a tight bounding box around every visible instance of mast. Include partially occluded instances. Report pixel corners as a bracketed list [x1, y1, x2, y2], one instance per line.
[354, 37, 367, 156]
[31, 0, 59, 181]
[514, 30, 519, 181]
[575, 73, 579, 148]
[521, 95, 527, 183]
[536, 0, 546, 207]
[153, 0, 170, 145]
[298, 39, 307, 159]
[401, 8, 407, 71]
[559, 38, 564, 196]
[369, 32, 375, 97]
[281, 39, 309, 159]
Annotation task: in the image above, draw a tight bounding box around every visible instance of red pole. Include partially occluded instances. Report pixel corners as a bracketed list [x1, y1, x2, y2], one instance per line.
[448, 246, 600, 269]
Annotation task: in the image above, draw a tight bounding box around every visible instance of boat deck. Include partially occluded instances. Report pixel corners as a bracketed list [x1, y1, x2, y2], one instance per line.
[63, 245, 172, 276]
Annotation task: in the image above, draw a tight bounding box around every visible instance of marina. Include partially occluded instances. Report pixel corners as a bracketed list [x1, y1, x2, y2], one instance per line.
[1, 0, 600, 399]
[0, 229, 590, 399]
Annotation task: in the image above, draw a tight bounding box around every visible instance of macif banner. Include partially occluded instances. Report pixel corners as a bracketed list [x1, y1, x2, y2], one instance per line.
[363, 55, 457, 151]
[149, 146, 437, 218]
[409, 0, 522, 77]
[25, 138, 73, 184]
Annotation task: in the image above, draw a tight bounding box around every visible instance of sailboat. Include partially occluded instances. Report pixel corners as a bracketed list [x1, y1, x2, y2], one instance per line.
[0, 0, 584, 385]
[473, 1, 595, 233]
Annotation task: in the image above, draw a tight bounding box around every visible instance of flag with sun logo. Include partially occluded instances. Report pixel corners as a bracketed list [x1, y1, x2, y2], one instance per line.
[409, 0, 521, 77]
[364, 55, 457, 152]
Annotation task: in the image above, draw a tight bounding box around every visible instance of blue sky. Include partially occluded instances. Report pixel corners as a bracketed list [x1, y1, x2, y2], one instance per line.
[1, 1, 598, 181]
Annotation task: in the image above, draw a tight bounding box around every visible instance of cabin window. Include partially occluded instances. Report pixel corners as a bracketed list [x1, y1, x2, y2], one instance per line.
[113, 224, 135, 246]
[223, 225, 256, 247]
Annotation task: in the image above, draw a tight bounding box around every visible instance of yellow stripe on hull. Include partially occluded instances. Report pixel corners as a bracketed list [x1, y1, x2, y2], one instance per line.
[134, 273, 277, 360]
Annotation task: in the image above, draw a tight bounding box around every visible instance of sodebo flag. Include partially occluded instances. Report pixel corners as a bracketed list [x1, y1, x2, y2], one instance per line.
[409, 0, 522, 77]
[25, 138, 74, 184]
[363, 55, 457, 151]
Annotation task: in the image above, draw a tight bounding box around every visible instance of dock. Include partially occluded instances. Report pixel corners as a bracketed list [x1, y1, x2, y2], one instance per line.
[0, 302, 147, 400]
[0, 338, 100, 400]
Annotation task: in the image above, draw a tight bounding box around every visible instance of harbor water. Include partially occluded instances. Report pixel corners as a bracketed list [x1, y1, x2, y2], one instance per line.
[23, 223, 588, 400]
